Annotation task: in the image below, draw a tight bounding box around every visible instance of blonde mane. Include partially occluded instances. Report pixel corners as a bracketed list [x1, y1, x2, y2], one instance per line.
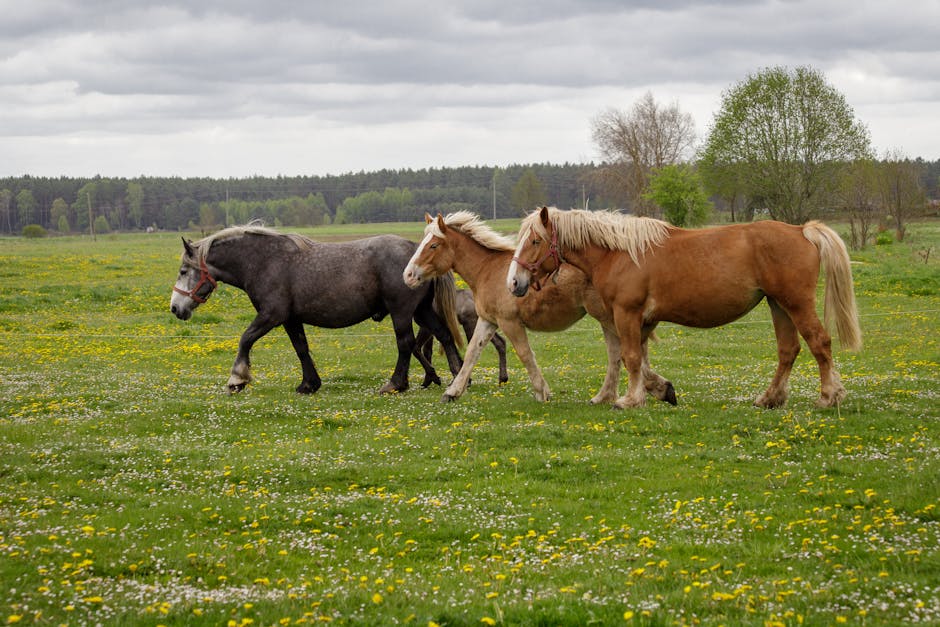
[186, 222, 313, 263]
[429, 211, 517, 252]
[522, 207, 671, 265]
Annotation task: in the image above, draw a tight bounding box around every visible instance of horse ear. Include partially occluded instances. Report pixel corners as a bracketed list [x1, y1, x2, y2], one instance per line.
[182, 237, 195, 258]
[424, 213, 433, 224]
[539, 206, 551, 228]
[436, 213, 447, 233]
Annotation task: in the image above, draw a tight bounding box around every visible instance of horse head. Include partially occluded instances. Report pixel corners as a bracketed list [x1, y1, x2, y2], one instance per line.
[170, 237, 217, 320]
[508, 207, 562, 296]
[403, 213, 453, 288]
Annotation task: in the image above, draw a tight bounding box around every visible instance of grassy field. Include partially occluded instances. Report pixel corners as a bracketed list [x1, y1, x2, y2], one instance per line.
[0, 219, 938, 626]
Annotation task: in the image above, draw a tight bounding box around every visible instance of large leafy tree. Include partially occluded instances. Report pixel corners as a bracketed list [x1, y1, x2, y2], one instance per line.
[700, 66, 871, 223]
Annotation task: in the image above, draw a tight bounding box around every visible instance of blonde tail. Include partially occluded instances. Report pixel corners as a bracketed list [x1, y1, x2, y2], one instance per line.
[802, 222, 862, 351]
[432, 272, 466, 351]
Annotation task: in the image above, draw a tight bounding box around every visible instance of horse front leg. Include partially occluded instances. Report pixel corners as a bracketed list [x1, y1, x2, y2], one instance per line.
[613, 313, 646, 409]
[499, 319, 551, 402]
[228, 314, 279, 393]
[591, 321, 621, 404]
[443, 318, 498, 401]
[283, 320, 321, 394]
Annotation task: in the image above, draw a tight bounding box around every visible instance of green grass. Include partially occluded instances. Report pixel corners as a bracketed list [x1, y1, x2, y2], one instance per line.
[0, 222, 938, 626]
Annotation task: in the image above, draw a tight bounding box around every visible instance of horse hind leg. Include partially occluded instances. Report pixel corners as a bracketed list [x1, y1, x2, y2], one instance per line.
[640, 325, 676, 406]
[413, 325, 442, 388]
[793, 310, 846, 408]
[380, 316, 418, 395]
[283, 320, 322, 394]
[491, 332, 509, 384]
[754, 298, 801, 409]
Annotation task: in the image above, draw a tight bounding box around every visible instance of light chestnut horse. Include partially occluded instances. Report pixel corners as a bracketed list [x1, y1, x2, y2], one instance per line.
[508, 207, 861, 409]
[403, 211, 637, 404]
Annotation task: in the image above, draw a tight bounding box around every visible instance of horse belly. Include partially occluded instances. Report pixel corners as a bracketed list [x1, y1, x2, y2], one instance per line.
[654, 288, 764, 328]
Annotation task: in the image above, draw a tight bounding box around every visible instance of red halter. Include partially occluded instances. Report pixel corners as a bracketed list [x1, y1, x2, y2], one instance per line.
[512, 220, 564, 291]
[172, 257, 217, 303]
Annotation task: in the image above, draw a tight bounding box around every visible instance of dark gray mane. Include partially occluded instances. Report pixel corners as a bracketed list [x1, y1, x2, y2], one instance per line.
[185, 222, 313, 263]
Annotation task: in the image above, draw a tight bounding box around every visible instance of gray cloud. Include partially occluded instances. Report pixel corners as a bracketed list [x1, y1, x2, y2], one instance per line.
[1, 0, 938, 176]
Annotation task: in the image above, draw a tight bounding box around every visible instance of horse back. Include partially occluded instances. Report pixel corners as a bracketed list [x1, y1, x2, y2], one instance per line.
[282, 235, 422, 326]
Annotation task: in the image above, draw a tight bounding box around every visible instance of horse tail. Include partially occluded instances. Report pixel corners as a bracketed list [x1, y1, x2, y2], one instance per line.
[432, 272, 466, 351]
[802, 221, 862, 351]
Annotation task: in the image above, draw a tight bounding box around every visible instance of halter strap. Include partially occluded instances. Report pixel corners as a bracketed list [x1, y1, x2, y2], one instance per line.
[512, 219, 564, 291]
[172, 257, 217, 303]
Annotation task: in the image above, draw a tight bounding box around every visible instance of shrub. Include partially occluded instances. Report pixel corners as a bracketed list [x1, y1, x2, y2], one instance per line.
[22, 224, 47, 238]
[875, 230, 894, 246]
[93, 215, 111, 234]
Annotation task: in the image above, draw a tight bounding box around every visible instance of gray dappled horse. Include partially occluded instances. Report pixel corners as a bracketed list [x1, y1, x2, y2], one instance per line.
[170, 223, 464, 394]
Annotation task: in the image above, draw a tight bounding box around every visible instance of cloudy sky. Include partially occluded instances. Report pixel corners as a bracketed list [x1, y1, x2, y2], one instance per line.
[2, 0, 938, 178]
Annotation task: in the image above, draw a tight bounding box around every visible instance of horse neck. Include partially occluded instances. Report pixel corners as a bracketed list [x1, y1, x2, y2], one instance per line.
[558, 242, 609, 281]
[205, 236, 266, 288]
[446, 229, 504, 291]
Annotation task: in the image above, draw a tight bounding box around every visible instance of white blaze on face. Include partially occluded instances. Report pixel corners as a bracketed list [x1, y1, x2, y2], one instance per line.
[403, 230, 436, 287]
[506, 225, 531, 293]
[169, 267, 198, 320]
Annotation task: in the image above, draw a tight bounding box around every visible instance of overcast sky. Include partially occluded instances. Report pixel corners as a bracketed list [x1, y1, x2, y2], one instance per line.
[2, 0, 938, 178]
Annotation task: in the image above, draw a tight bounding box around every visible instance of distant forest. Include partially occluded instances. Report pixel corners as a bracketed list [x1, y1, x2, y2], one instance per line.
[0, 163, 613, 234]
[2, 159, 939, 234]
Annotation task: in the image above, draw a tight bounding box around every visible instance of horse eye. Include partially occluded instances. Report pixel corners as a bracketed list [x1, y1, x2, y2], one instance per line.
[429, 243, 439, 249]
[532, 238, 542, 246]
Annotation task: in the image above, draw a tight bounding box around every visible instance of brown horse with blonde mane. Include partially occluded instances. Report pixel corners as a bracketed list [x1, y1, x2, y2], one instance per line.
[403, 211, 638, 404]
[508, 207, 861, 409]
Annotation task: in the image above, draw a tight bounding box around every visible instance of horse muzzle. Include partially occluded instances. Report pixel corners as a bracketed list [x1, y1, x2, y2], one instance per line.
[402, 264, 424, 288]
[170, 302, 193, 321]
[508, 272, 530, 297]
[170, 291, 196, 320]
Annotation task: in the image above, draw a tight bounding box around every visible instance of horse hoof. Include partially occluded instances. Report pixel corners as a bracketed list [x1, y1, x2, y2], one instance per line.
[422, 375, 442, 388]
[499, 375, 509, 384]
[227, 383, 246, 394]
[296, 382, 321, 394]
[664, 382, 677, 406]
[441, 393, 457, 403]
[379, 382, 407, 395]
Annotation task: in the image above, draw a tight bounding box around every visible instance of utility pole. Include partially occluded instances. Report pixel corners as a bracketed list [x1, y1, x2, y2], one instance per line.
[492, 168, 498, 220]
[87, 192, 95, 241]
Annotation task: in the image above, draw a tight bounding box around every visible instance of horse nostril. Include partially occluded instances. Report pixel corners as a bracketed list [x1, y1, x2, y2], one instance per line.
[171, 304, 178, 315]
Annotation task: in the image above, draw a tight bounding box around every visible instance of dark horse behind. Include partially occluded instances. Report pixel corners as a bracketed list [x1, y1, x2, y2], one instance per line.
[169, 223, 464, 394]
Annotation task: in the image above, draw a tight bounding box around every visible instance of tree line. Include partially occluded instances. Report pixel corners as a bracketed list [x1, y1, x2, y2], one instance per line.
[0, 163, 609, 235]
